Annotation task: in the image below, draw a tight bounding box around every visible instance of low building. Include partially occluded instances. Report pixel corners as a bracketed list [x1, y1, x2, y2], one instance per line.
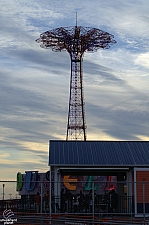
[49, 140, 149, 217]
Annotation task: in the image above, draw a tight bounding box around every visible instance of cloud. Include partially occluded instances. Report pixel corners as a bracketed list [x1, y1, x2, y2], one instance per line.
[85, 77, 149, 141]
[0, 152, 10, 159]
[0, 0, 149, 179]
[134, 52, 149, 69]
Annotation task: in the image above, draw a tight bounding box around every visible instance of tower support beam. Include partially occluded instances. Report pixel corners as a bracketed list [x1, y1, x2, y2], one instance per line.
[67, 54, 86, 140]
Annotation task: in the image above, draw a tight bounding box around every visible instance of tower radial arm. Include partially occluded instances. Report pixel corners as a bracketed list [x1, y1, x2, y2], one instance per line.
[36, 25, 116, 141]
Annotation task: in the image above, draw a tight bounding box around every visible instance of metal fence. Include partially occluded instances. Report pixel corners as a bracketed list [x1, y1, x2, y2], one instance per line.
[0, 181, 149, 223]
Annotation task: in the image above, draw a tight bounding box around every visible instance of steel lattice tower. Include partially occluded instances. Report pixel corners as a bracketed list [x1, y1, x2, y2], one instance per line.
[36, 20, 116, 141]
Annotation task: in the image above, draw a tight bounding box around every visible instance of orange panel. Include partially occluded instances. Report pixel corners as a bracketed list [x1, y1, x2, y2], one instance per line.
[136, 171, 149, 203]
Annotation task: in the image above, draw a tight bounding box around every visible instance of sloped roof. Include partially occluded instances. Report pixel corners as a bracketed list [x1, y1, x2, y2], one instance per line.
[49, 140, 149, 167]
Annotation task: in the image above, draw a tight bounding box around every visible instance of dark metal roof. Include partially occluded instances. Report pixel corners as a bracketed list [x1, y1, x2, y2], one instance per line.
[49, 141, 149, 167]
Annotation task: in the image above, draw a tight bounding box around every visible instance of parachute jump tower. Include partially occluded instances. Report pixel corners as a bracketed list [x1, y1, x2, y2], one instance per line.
[36, 16, 116, 141]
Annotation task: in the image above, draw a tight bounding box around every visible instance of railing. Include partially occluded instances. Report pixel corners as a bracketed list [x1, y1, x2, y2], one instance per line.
[0, 180, 148, 219]
[0, 196, 134, 215]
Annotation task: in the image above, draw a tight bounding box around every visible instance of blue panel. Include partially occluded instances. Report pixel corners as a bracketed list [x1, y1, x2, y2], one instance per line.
[49, 140, 149, 166]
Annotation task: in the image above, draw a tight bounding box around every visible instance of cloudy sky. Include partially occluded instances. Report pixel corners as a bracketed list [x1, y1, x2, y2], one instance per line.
[0, 0, 149, 180]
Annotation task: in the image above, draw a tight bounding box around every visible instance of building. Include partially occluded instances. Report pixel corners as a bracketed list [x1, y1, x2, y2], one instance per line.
[49, 140, 149, 217]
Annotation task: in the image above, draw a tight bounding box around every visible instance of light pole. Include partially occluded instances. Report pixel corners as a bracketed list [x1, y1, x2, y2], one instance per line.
[9, 193, 12, 199]
[2, 184, 5, 200]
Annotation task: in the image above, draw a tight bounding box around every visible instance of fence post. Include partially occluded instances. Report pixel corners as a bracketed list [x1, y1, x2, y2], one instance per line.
[49, 169, 52, 225]
[92, 182, 94, 220]
[40, 182, 43, 214]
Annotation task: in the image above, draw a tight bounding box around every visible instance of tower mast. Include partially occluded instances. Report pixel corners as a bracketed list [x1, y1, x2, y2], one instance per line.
[66, 25, 86, 140]
[36, 21, 116, 141]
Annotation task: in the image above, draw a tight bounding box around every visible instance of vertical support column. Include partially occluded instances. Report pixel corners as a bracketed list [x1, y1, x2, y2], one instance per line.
[66, 53, 86, 140]
[126, 169, 133, 215]
[53, 166, 61, 212]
